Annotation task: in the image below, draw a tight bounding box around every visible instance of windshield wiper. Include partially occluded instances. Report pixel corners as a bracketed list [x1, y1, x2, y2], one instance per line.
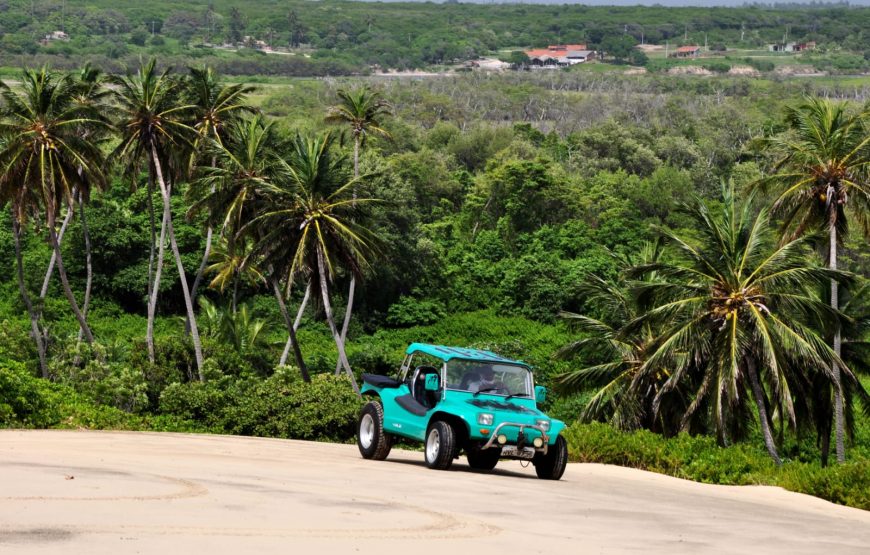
[473, 387, 500, 397]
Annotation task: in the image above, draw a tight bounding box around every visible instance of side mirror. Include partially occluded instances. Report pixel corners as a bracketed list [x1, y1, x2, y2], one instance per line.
[425, 373, 440, 392]
[535, 385, 547, 404]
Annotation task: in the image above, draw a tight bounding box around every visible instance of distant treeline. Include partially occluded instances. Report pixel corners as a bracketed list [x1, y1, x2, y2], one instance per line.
[1, 1, 869, 72]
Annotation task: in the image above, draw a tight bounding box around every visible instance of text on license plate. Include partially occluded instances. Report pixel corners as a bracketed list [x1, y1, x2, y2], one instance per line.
[501, 446, 536, 459]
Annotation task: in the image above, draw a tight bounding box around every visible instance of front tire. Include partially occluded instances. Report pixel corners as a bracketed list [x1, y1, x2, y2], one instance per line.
[466, 446, 500, 471]
[424, 421, 457, 470]
[358, 402, 392, 460]
[533, 435, 568, 480]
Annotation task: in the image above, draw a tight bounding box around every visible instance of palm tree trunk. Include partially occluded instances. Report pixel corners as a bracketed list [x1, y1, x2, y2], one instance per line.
[317, 246, 359, 393]
[746, 356, 782, 466]
[146, 172, 158, 363]
[830, 222, 845, 464]
[190, 156, 217, 304]
[191, 225, 213, 303]
[40, 200, 74, 301]
[271, 277, 310, 382]
[147, 199, 168, 364]
[46, 201, 94, 344]
[232, 270, 239, 314]
[333, 134, 361, 374]
[75, 192, 93, 347]
[279, 282, 310, 367]
[334, 276, 355, 376]
[11, 214, 49, 378]
[150, 144, 205, 380]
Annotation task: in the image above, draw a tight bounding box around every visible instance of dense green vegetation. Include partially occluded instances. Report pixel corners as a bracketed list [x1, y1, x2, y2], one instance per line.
[0, 1, 868, 74]
[0, 51, 868, 509]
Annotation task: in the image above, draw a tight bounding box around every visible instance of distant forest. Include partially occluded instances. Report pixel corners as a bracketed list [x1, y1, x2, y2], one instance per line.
[0, 1, 869, 74]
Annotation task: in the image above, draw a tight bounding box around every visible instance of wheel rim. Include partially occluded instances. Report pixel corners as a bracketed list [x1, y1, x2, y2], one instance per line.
[426, 428, 440, 462]
[360, 413, 375, 449]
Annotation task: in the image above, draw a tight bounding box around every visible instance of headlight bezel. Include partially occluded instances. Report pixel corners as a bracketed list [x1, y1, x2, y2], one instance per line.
[477, 412, 494, 426]
[535, 418, 551, 432]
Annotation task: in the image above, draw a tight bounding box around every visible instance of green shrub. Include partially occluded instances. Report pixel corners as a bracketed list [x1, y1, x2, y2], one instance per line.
[159, 371, 363, 442]
[563, 421, 870, 510]
[50, 342, 149, 413]
[220, 373, 363, 442]
[0, 362, 62, 427]
[779, 462, 870, 510]
[702, 62, 731, 74]
[158, 380, 229, 427]
[386, 296, 446, 327]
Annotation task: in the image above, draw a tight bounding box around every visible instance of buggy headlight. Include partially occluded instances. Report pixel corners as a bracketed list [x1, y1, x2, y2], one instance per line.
[477, 413, 494, 426]
[536, 419, 551, 432]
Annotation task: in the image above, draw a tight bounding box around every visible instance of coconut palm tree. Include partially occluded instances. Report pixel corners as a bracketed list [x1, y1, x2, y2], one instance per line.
[813, 280, 870, 465]
[110, 59, 205, 379]
[0, 67, 108, 349]
[204, 236, 264, 313]
[630, 187, 858, 464]
[753, 97, 870, 462]
[190, 116, 309, 380]
[70, 64, 112, 347]
[556, 244, 689, 434]
[185, 66, 256, 305]
[248, 132, 380, 393]
[325, 86, 391, 374]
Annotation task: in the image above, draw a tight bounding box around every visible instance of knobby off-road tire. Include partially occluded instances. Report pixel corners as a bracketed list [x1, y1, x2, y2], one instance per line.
[358, 402, 392, 460]
[466, 446, 500, 471]
[424, 420, 457, 470]
[533, 435, 568, 480]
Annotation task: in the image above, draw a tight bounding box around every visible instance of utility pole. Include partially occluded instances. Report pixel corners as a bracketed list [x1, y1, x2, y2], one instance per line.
[704, 32, 708, 52]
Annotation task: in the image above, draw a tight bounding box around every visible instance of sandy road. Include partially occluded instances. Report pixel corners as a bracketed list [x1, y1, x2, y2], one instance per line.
[1, 430, 869, 554]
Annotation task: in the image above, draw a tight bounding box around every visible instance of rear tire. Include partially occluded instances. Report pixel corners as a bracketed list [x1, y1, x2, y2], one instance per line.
[358, 402, 392, 460]
[424, 421, 457, 470]
[533, 435, 568, 480]
[466, 446, 500, 471]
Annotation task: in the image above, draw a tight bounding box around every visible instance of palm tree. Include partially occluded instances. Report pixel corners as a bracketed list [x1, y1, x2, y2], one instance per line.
[248, 132, 380, 393]
[556, 244, 688, 434]
[2, 185, 49, 376]
[630, 187, 858, 464]
[189, 115, 309, 380]
[110, 59, 205, 379]
[813, 280, 870, 465]
[0, 67, 108, 348]
[185, 66, 256, 306]
[198, 297, 270, 356]
[204, 236, 264, 313]
[753, 97, 870, 462]
[70, 64, 112, 347]
[325, 86, 391, 374]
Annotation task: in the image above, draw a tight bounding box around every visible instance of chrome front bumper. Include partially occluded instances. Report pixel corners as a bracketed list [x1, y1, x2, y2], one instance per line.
[481, 421, 550, 454]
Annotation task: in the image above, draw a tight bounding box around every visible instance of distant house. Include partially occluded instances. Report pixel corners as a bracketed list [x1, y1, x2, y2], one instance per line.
[671, 45, 701, 58]
[768, 41, 816, 53]
[524, 44, 594, 67]
[40, 30, 69, 45]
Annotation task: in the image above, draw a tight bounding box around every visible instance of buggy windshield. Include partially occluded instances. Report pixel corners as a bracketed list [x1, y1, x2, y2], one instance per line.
[445, 360, 533, 398]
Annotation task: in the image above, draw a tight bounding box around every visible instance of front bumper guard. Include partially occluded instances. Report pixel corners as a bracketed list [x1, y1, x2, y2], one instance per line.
[481, 421, 550, 455]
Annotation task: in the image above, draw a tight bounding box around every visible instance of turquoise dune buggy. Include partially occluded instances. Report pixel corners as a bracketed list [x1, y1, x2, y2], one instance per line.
[357, 343, 568, 480]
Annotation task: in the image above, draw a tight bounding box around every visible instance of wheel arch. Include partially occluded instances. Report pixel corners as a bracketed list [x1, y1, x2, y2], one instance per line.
[428, 411, 470, 450]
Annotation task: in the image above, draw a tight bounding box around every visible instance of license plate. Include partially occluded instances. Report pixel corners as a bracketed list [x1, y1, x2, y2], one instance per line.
[501, 446, 535, 460]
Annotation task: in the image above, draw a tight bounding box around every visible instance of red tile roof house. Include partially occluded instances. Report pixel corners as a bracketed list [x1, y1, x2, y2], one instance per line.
[672, 45, 701, 58]
[525, 44, 594, 66]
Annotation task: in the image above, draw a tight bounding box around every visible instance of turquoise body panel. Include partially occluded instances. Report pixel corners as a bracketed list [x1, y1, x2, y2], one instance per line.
[361, 343, 566, 447]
